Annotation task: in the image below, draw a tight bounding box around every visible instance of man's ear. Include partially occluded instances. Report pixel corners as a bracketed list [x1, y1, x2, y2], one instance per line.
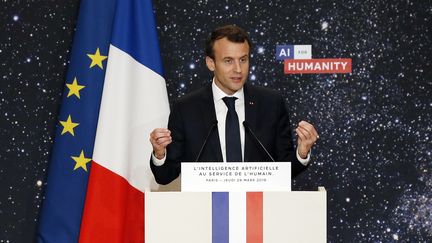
[205, 56, 215, 72]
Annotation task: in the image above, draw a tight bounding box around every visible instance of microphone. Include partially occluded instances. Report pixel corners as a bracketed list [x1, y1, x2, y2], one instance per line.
[195, 121, 218, 162]
[242, 121, 275, 162]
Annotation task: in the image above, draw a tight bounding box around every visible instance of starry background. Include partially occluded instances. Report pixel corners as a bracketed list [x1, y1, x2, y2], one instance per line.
[0, 0, 431, 242]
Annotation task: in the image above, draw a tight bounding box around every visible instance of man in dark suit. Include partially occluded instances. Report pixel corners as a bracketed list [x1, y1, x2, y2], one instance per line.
[150, 25, 318, 185]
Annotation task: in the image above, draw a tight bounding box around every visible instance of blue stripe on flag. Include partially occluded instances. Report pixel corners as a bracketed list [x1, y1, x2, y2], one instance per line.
[111, 0, 164, 76]
[212, 192, 229, 243]
[37, 0, 117, 242]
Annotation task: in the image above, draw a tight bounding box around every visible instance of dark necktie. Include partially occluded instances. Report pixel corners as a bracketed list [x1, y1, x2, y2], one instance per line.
[223, 97, 242, 162]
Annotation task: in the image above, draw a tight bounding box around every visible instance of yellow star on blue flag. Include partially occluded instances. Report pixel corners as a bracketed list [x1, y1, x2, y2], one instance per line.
[87, 48, 108, 69]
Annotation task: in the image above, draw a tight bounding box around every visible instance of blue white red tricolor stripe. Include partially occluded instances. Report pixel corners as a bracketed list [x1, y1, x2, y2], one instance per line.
[212, 192, 264, 243]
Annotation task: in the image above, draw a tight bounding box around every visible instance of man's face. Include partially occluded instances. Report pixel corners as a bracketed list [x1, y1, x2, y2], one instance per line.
[206, 37, 250, 95]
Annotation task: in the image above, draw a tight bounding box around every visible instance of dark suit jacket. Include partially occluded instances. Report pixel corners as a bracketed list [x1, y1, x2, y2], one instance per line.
[151, 83, 308, 185]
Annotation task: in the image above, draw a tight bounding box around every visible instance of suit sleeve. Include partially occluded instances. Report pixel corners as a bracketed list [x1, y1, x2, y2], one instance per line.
[275, 95, 308, 178]
[150, 101, 183, 185]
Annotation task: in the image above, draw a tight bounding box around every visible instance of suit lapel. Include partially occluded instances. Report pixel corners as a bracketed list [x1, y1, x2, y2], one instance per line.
[199, 85, 223, 161]
[244, 84, 258, 162]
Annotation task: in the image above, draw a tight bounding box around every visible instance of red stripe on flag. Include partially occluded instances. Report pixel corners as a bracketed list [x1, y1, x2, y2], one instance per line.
[247, 192, 263, 243]
[79, 161, 144, 243]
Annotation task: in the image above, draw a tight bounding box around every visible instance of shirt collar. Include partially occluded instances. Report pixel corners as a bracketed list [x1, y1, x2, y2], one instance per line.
[211, 77, 244, 102]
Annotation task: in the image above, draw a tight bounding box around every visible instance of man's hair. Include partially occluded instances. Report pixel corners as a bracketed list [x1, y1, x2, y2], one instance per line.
[205, 25, 252, 59]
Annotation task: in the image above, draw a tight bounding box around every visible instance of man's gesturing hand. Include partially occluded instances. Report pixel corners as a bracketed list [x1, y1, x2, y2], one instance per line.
[295, 121, 319, 159]
[149, 128, 172, 160]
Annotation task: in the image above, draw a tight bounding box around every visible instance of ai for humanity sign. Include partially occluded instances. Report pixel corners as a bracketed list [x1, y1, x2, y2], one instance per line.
[276, 45, 352, 74]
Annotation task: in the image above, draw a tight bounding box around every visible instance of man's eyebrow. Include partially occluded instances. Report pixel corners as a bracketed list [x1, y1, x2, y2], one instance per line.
[223, 55, 248, 59]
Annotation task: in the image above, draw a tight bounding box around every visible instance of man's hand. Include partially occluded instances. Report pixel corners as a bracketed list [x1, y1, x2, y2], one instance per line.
[149, 128, 172, 160]
[296, 121, 319, 159]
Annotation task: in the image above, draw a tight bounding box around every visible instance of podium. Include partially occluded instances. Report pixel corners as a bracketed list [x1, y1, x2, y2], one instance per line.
[145, 187, 326, 242]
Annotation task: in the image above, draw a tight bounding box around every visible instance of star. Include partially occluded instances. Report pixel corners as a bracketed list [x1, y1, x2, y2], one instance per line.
[71, 150, 92, 172]
[66, 77, 85, 98]
[87, 48, 107, 69]
[59, 115, 79, 136]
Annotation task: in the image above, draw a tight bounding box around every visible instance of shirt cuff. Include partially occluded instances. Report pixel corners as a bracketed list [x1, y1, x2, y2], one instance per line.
[151, 151, 166, 166]
[296, 149, 311, 166]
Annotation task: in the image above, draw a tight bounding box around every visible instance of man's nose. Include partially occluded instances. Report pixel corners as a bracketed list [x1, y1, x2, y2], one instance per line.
[234, 61, 242, 73]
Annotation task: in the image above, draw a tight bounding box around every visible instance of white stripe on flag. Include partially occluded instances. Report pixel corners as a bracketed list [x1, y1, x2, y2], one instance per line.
[229, 192, 246, 243]
[92, 44, 170, 192]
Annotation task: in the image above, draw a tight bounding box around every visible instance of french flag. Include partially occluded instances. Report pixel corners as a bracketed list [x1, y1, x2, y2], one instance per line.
[37, 0, 169, 242]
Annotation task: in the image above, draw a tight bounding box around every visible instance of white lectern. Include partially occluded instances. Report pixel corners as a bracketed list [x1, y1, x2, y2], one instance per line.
[145, 187, 326, 242]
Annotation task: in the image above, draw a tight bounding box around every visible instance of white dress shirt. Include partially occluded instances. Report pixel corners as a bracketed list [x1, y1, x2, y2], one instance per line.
[212, 81, 245, 162]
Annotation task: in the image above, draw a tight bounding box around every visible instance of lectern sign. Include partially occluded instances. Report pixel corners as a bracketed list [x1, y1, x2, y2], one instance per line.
[181, 162, 291, 192]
